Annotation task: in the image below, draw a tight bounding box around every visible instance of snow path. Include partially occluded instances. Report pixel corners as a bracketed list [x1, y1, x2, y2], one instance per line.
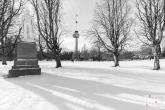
[0, 60, 165, 110]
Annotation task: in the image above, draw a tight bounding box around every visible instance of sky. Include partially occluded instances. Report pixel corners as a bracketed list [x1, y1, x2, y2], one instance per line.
[26, 0, 164, 52]
[61, 0, 100, 51]
[61, 0, 141, 52]
[25, 0, 100, 52]
[25, 0, 143, 52]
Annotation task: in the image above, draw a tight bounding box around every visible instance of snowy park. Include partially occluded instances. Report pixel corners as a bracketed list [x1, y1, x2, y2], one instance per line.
[0, 60, 165, 110]
[1, 0, 165, 110]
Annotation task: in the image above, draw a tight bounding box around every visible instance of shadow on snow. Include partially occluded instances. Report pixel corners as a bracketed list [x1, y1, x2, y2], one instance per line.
[4, 72, 161, 110]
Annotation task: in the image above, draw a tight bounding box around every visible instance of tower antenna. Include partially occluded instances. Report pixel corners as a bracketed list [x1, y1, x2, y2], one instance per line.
[76, 14, 78, 31]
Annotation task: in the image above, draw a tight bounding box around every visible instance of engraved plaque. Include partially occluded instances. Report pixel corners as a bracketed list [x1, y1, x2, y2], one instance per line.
[17, 42, 37, 59]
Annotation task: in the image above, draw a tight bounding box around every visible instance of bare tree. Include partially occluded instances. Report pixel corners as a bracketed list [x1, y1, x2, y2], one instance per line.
[31, 0, 66, 68]
[87, 0, 133, 67]
[135, 0, 165, 70]
[38, 35, 53, 60]
[80, 44, 89, 60]
[0, 0, 24, 65]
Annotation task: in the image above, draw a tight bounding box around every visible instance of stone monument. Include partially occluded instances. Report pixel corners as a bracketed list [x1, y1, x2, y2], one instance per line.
[8, 9, 41, 78]
[21, 9, 34, 42]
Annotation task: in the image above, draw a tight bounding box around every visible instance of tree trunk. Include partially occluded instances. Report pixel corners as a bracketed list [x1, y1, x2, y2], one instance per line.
[154, 55, 160, 70]
[2, 46, 7, 65]
[55, 54, 62, 68]
[113, 53, 119, 67]
[152, 44, 161, 70]
[2, 56, 7, 65]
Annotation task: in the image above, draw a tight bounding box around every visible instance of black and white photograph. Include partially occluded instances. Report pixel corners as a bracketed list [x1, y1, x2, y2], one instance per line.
[0, 0, 165, 110]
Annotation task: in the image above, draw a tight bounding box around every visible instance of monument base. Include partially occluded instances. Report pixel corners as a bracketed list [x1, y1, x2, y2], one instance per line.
[8, 68, 41, 78]
[8, 60, 41, 78]
[8, 42, 41, 78]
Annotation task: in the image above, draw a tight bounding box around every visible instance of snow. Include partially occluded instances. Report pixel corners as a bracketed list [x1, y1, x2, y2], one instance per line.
[0, 59, 165, 110]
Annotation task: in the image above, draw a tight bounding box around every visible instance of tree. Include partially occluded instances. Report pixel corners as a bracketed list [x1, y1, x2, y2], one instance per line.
[87, 0, 133, 67]
[140, 44, 152, 56]
[0, 0, 24, 65]
[135, 0, 165, 70]
[86, 30, 102, 61]
[72, 50, 80, 60]
[80, 44, 89, 60]
[89, 47, 100, 61]
[120, 50, 134, 60]
[3, 36, 16, 61]
[60, 51, 72, 61]
[162, 47, 165, 57]
[31, 0, 66, 68]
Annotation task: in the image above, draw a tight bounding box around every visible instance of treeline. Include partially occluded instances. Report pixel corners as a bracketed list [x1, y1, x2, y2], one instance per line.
[1, 38, 165, 62]
[38, 46, 165, 61]
[1, 48, 165, 62]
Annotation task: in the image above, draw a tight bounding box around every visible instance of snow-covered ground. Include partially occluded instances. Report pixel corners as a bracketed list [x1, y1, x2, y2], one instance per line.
[0, 59, 165, 110]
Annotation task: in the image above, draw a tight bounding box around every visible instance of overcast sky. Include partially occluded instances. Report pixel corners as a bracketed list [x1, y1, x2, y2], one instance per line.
[62, 0, 100, 51]
[26, 0, 100, 51]
[27, 0, 145, 52]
